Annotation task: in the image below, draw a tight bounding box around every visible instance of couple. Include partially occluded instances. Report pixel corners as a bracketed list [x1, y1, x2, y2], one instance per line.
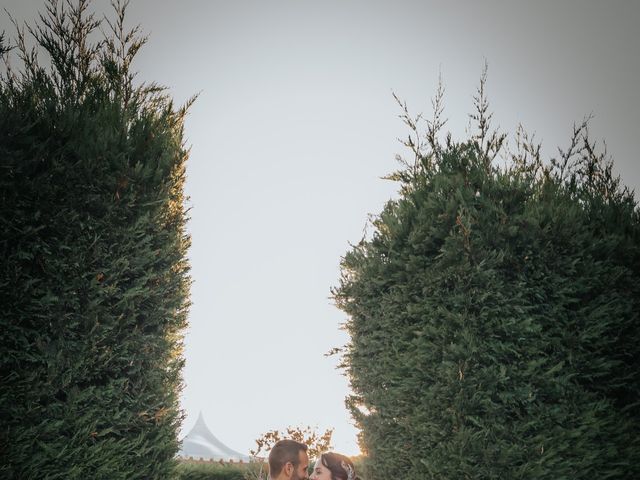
[268, 439, 359, 480]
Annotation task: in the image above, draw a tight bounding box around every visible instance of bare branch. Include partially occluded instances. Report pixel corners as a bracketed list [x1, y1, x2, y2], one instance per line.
[426, 69, 447, 153]
[469, 60, 505, 167]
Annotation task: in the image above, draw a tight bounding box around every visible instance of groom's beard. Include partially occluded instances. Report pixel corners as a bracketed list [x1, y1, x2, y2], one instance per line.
[291, 470, 306, 480]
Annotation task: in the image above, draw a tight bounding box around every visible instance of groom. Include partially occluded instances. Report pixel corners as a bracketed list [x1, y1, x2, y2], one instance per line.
[268, 439, 309, 480]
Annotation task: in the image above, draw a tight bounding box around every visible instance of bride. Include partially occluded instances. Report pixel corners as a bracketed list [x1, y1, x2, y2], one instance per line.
[309, 452, 360, 480]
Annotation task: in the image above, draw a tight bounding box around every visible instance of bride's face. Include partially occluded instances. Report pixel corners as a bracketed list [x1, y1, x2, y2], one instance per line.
[309, 457, 332, 480]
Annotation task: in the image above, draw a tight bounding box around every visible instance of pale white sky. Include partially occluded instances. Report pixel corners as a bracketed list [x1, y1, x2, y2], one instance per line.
[3, 0, 639, 457]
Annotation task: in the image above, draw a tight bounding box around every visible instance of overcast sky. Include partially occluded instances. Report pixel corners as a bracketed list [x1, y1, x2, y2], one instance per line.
[3, 0, 639, 457]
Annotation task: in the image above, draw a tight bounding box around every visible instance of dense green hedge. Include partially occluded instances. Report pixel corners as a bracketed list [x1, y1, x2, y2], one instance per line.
[175, 458, 367, 480]
[176, 462, 247, 480]
[334, 84, 640, 479]
[0, 2, 191, 478]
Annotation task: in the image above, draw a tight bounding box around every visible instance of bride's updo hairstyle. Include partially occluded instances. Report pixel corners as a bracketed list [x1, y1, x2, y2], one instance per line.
[318, 452, 360, 480]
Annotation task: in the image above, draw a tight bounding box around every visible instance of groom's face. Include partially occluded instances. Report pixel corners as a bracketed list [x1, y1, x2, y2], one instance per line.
[291, 450, 309, 480]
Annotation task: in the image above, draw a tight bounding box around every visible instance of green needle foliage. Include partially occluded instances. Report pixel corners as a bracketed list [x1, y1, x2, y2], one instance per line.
[0, 1, 192, 478]
[333, 71, 640, 479]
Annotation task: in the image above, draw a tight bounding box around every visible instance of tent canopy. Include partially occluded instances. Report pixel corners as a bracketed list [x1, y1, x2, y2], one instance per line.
[179, 412, 251, 462]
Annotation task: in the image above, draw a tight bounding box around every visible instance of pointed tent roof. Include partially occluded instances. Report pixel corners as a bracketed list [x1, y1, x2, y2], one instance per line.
[179, 412, 251, 462]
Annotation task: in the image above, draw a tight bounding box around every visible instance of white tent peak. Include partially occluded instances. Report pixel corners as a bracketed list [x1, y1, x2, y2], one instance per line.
[179, 411, 251, 462]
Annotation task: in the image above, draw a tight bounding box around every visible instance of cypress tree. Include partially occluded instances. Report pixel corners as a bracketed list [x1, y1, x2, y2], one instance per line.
[0, 1, 192, 478]
[333, 74, 640, 479]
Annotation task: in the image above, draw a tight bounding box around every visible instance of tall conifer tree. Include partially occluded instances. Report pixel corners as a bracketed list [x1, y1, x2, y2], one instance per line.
[0, 1, 192, 478]
[333, 72, 640, 479]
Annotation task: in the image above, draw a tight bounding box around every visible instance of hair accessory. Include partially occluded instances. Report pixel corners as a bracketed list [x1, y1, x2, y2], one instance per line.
[341, 460, 355, 480]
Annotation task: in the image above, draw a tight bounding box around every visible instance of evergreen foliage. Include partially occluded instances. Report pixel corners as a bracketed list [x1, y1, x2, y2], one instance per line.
[176, 461, 247, 480]
[333, 71, 640, 479]
[0, 1, 192, 478]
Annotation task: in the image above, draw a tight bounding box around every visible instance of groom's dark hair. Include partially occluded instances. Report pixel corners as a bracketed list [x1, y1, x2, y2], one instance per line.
[268, 439, 308, 477]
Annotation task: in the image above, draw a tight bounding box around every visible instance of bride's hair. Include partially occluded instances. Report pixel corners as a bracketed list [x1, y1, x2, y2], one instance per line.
[318, 452, 360, 480]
